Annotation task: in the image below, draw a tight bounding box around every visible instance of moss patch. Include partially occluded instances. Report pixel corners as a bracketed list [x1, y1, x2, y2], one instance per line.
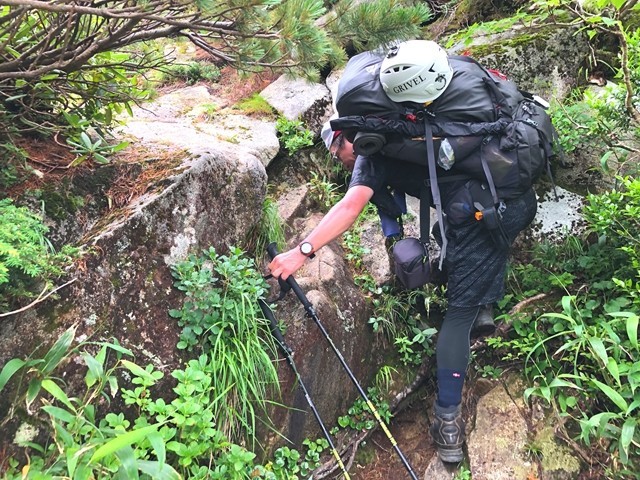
[535, 425, 582, 476]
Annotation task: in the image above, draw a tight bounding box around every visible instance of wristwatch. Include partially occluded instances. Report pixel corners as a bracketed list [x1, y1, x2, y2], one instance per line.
[299, 241, 316, 259]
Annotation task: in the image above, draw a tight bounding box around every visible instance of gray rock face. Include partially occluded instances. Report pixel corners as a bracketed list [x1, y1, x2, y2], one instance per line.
[466, 376, 582, 480]
[0, 79, 379, 459]
[121, 85, 281, 168]
[259, 213, 379, 452]
[467, 378, 535, 479]
[0, 145, 267, 370]
[449, 26, 590, 101]
[261, 75, 334, 134]
[531, 186, 587, 244]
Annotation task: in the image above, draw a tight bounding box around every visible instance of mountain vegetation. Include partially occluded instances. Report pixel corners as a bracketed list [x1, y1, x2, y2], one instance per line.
[0, 0, 639, 478]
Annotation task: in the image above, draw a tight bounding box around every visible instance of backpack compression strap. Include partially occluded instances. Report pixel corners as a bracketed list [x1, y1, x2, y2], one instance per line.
[424, 117, 448, 269]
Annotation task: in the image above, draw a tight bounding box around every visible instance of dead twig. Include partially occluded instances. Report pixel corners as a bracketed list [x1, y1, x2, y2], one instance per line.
[509, 293, 548, 315]
[0, 278, 77, 318]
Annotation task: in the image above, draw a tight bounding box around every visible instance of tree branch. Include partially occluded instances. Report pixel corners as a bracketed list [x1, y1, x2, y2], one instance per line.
[0, 278, 77, 318]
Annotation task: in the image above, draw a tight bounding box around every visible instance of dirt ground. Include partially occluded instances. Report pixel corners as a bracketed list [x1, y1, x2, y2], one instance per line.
[349, 397, 437, 480]
[349, 403, 436, 480]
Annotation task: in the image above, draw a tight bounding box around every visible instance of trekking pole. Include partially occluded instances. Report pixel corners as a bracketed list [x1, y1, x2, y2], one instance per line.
[266, 243, 419, 480]
[258, 299, 352, 480]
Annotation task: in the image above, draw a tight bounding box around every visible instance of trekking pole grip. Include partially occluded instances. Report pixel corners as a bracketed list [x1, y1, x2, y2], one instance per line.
[266, 242, 279, 261]
[266, 242, 313, 310]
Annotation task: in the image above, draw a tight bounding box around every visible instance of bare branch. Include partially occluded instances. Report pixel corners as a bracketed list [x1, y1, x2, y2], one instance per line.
[0, 278, 77, 318]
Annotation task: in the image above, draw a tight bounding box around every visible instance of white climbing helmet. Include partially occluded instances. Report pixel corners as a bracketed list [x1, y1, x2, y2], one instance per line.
[379, 40, 453, 104]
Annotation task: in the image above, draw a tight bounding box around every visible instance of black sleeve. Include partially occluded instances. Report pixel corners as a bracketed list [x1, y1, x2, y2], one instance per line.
[349, 155, 403, 218]
[348, 155, 386, 192]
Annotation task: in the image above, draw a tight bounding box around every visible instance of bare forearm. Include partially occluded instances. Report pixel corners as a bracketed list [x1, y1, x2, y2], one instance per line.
[305, 198, 363, 251]
[268, 185, 373, 279]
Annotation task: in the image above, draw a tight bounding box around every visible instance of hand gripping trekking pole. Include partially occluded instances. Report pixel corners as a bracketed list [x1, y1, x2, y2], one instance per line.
[258, 299, 351, 480]
[266, 243, 419, 480]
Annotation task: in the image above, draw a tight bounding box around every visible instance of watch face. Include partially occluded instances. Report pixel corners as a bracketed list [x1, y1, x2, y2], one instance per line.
[300, 242, 313, 255]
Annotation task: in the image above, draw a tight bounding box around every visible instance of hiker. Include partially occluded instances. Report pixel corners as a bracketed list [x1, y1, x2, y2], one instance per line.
[268, 40, 539, 463]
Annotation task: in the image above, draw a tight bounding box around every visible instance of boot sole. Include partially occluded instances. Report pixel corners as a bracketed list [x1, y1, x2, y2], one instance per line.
[437, 446, 464, 463]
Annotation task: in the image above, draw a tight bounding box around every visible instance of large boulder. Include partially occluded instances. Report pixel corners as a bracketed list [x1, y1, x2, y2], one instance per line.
[0, 144, 267, 424]
[261, 76, 333, 135]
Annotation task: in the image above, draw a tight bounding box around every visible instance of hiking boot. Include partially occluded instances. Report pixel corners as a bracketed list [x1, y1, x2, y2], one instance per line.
[430, 402, 465, 463]
[471, 304, 496, 339]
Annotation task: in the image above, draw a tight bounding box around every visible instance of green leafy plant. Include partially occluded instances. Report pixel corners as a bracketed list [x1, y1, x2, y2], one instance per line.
[67, 131, 128, 166]
[374, 365, 399, 393]
[477, 364, 504, 379]
[249, 196, 286, 263]
[453, 464, 473, 480]
[332, 387, 392, 433]
[168, 246, 279, 445]
[0, 142, 29, 191]
[394, 325, 437, 367]
[368, 287, 411, 341]
[159, 61, 222, 85]
[275, 117, 314, 155]
[523, 296, 639, 469]
[0, 199, 78, 310]
[267, 439, 328, 480]
[0, 325, 181, 479]
[306, 171, 341, 211]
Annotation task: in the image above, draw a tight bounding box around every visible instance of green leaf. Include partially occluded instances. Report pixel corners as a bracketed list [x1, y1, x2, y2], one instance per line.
[26, 378, 42, 409]
[0, 358, 25, 392]
[626, 314, 638, 351]
[42, 325, 77, 375]
[90, 424, 158, 463]
[120, 360, 157, 384]
[66, 446, 79, 477]
[54, 420, 74, 447]
[82, 352, 104, 388]
[147, 431, 166, 468]
[588, 337, 608, 366]
[80, 132, 92, 149]
[606, 358, 621, 386]
[600, 150, 613, 173]
[114, 445, 139, 480]
[42, 405, 76, 423]
[108, 376, 119, 398]
[548, 377, 582, 390]
[619, 417, 636, 461]
[137, 460, 181, 480]
[42, 379, 76, 411]
[592, 379, 628, 412]
[93, 341, 133, 357]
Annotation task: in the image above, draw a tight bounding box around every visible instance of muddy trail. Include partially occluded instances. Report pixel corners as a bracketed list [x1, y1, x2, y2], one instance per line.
[350, 400, 437, 480]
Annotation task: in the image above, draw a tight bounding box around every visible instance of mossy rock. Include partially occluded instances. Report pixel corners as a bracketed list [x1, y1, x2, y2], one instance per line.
[446, 22, 591, 100]
[533, 425, 582, 480]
